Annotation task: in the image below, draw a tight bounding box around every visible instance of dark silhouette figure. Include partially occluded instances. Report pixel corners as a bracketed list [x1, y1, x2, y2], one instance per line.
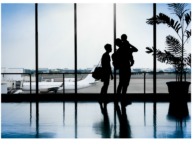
[101, 44, 113, 94]
[99, 44, 113, 108]
[99, 44, 113, 109]
[115, 35, 138, 107]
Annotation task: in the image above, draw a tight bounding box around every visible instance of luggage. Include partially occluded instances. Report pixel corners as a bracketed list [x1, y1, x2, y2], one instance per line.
[92, 66, 103, 80]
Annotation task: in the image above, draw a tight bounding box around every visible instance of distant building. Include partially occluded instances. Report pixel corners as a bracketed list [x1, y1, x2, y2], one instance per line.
[132, 68, 153, 73]
[1, 68, 24, 81]
[184, 68, 191, 73]
[132, 68, 142, 73]
[39, 68, 49, 73]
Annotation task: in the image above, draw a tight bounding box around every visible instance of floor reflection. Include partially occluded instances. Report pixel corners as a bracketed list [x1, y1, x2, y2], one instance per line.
[1, 100, 191, 138]
[93, 106, 112, 138]
[35, 102, 39, 138]
[114, 101, 131, 138]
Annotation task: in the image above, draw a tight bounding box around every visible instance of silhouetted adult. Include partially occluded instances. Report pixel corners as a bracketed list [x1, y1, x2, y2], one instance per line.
[100, 44, 113, 94]
[115, 35, 138, 106]
[99, 44, 113, 110]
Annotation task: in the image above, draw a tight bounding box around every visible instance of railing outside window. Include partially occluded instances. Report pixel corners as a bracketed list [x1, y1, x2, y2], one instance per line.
[1, 72, 190, 94]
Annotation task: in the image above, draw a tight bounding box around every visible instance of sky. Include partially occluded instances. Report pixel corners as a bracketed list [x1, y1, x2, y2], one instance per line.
[1, 2, 191, 70]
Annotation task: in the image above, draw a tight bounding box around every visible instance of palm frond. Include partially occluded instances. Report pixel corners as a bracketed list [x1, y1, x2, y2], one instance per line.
[165, 35, 182, 56]
[145, 47, 153, 54]
[146, 16, 156, 25]
[168, 3, 189, 20]
[145, 47, 181, 66]
[185, 30, 191, 39]
[156, 49, 181, 65]
[146, 13, 181, 33]
[185, 11, 191, 26]
[184, 54, 191, 67]
[146, 3, 191, 76]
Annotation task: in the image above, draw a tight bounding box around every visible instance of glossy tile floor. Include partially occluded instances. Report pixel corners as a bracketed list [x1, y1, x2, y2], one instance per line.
[1, 102, 191, 138]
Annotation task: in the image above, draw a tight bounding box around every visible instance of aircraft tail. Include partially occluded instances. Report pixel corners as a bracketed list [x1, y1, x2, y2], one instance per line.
[82, 73, 96, 84]
[82, 66, 97, 84]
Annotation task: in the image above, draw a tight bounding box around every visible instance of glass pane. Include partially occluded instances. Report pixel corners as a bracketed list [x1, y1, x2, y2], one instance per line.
[157, 3, 191, 93]
[1, 4, 35, 69]
[117, 3, 153, 93]
[38, 4, 75, 94]
[77, 4, 114, 93]
[1, 4, 35, 94]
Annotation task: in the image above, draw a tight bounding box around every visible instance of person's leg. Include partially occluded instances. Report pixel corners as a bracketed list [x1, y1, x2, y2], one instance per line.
[103, 79, 110, 109]
[117, 69, 123, 94]
[100, 83, 105, 94]
[104, 78, 110, 93]
[100, 82, 105, 112]
[117, 81, 122, 94]
[121, 70, 132, 107]
[122, 70, 131, 94]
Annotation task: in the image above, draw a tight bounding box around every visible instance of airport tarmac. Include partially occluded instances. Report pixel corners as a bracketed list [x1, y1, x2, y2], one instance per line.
[19, 78, 191, 94]
[64, 78, 191, 94]
[38, 73, 191, 93]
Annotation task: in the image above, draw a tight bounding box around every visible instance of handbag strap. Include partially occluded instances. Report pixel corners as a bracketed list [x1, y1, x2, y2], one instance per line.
[97, 56, 102, 67]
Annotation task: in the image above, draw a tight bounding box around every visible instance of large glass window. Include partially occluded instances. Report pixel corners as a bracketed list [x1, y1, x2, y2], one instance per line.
[2, 3, 190, 95]
[77, 4, 113, 93]
[156, 3, 191, 93]
[117, 3, 153, 93]
[38, 4, 74, 70]
[1, 4, 35, 69]
[38, 4, 74, 93]
[1, 4, 35, 94]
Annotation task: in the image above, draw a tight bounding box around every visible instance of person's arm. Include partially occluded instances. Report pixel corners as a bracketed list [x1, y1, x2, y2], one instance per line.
[110, 67, 113, 80]
[130, 44, 138, 52]
[130, 54, 134, 66]
[130, 60, 134, 66]
[109, 55, 114, 80]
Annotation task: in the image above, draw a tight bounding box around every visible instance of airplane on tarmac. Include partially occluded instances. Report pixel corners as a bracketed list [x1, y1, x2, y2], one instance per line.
[13, 67, 98, 94]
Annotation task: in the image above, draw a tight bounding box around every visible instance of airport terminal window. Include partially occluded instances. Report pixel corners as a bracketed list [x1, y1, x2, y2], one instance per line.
[1, 4, 35, 70]
[38, 4, 75, 93]
[77, 4, 114, 93]
[1, 3, 156, 94]
[156, 4, 191, 93]
[116, 3, 153, 93]
[2, 3, 190, 94]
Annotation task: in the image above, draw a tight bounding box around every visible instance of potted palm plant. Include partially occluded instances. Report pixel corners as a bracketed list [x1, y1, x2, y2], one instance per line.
[146, 3, 191, 117]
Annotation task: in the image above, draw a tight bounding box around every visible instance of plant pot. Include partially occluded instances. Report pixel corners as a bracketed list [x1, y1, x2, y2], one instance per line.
[166, 81, 191, 118]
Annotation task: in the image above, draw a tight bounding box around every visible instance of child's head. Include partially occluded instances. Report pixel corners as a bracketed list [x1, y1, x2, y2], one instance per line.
[121, 34, 127, 41]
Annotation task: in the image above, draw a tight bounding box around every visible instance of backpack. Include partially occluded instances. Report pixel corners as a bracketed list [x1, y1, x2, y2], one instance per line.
[112, 49, 121, 69]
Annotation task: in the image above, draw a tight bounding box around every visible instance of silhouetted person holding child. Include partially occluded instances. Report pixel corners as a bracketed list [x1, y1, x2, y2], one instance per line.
[114, 34, 138, 107]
